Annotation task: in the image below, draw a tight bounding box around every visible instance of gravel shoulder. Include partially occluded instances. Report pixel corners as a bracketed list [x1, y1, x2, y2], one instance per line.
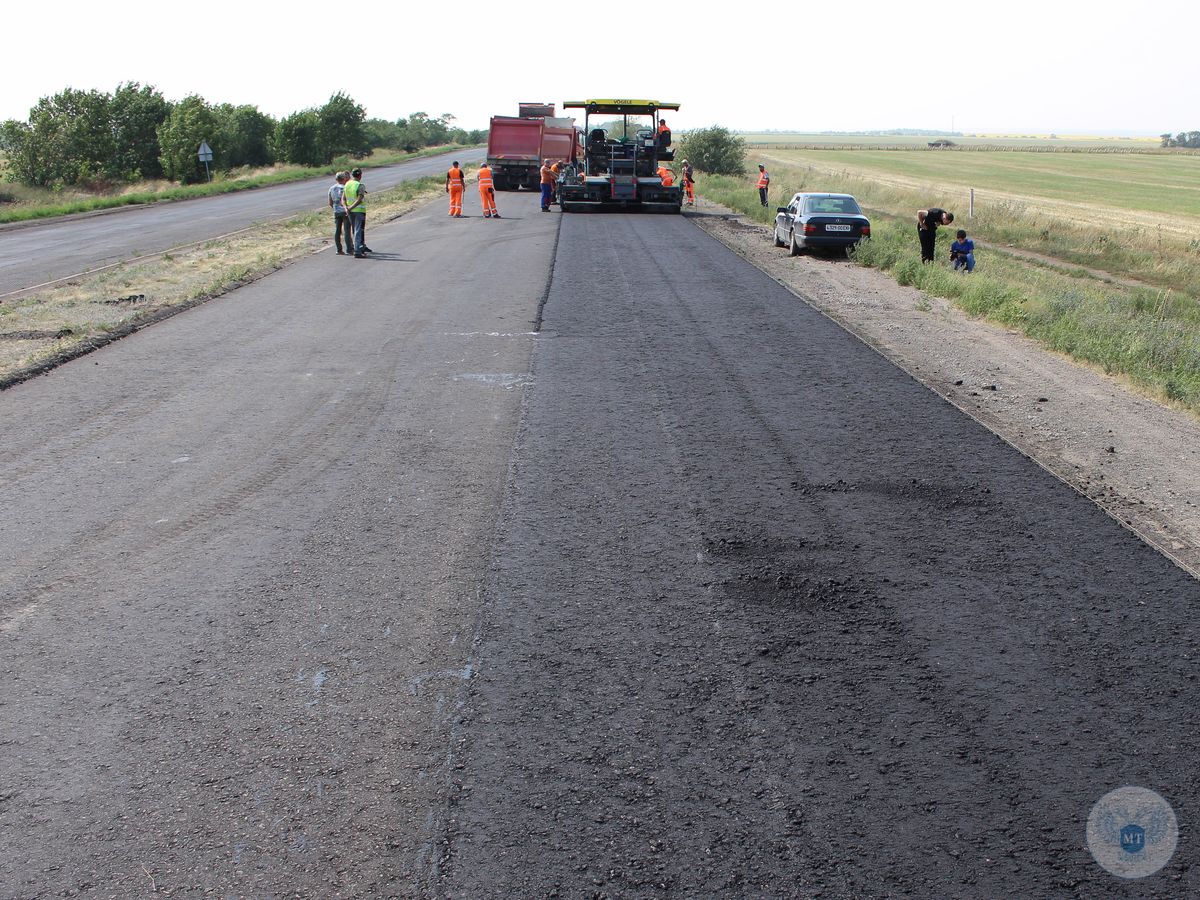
[690, 203, 1200, 579]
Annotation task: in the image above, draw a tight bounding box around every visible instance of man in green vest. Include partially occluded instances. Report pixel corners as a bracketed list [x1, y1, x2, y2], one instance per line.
[344, 167, 370, 258]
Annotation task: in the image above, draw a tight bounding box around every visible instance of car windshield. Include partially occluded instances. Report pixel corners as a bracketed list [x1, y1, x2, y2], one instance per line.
[804, 196, 862, 215]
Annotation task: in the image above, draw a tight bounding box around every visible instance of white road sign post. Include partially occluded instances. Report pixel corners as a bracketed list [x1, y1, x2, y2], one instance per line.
[197, 141, 213, 182]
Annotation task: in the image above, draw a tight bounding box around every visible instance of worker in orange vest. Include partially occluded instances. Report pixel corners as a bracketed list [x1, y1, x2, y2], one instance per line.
[657, 118, 671, 148]
[681, 158, 695, 205]
[539, 159, 555, 212]
[756, 164, 770, 207]
[478, 163, 500, 218]
[446, 161, 465, 217]
[656, 165, 675, 187]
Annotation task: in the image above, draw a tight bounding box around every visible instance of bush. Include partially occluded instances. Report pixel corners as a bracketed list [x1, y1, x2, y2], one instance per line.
[216, 104, 276, 169]
[110, 83, 171, 181]
[678, 126, 746, 175]
[317, 93, 368, 163]
[273, 110, 323, 167]
[157, 96, 221, 183]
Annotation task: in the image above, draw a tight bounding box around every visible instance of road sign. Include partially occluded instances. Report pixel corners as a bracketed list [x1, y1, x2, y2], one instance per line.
[197, 141, 213, 162]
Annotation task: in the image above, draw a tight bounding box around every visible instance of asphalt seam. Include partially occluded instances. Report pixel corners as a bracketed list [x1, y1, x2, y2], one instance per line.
[533, 211, 563, 333]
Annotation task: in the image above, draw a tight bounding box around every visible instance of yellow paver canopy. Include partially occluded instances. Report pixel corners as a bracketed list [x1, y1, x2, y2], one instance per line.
[563, 100, 681, 115]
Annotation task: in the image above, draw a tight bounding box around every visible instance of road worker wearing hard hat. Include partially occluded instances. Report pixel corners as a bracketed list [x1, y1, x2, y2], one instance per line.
[681, 159, 695, 205]
[478, 162, 500, 218]
[446, 161, 465, 217]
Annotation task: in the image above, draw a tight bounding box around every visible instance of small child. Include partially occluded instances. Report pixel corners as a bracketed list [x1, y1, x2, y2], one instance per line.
[950, 229, 976, 272]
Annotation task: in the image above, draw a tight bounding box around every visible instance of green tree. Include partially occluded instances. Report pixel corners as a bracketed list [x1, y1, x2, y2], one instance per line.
[273, 110, 322, 166]
[677, 126, 746, 175]
[364, 117, 402, 150]
[110, 82, 171, 180]
[18, 88, 115, 186]
[216, 104, 276, 169]
[317, 93, 367, 162]
[157, 95, 220, 183]
[0, 120, 39, 185]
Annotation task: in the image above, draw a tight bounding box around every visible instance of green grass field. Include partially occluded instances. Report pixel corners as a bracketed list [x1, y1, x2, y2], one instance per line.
[740, 133, 1163, 150]
[757, 147, 1200, 219]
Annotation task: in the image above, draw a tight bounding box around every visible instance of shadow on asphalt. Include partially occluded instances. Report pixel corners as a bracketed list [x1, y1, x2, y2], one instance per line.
[356, 253, 414, 262]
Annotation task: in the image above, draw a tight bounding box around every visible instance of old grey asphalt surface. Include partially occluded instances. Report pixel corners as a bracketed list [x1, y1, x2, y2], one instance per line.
[0, 147, 485, 297]
[0, 185, 548, 897]
[3, 191, 1199, 898]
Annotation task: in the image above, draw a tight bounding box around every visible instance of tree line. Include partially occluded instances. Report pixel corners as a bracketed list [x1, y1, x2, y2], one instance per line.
[0, 83, 486, 188]
[1160, 132, 1200, 148]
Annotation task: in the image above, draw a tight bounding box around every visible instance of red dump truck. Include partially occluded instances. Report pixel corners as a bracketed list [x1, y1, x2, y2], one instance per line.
[518, 102, 556, 118]
[487, 114, 580, 191]
[487, 116, 543, 190]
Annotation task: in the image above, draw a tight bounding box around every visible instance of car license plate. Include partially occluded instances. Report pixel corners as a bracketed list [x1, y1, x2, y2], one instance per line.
[825, 224, 852, 232]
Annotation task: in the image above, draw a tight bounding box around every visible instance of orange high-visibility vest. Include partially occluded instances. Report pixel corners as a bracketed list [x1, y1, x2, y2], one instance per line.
[478, 166, 493, 189]
[448, 166, 464, 187]
[540, 165, 554, 184]
[756, 170, 769, 189]
[657, 167, 674, 187]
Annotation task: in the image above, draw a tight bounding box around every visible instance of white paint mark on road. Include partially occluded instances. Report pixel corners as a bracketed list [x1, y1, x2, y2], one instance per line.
[408, 664, 474, 696]
[453, 373, 531, 389]
[0, 602, 42, 636]
[172, 456, 190, 464]
[155, 518, 170, 524]
[442, 331, 538, 337]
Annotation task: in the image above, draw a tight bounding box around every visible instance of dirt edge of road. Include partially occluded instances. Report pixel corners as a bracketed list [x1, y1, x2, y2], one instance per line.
[690, 203, 1200, 580]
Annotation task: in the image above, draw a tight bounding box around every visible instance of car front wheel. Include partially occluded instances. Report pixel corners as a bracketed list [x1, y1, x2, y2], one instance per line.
[773, 225, 786, 248]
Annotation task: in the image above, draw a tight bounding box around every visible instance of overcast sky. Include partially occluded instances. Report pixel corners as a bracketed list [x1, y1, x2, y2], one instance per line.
[3, 1, 1194, 135]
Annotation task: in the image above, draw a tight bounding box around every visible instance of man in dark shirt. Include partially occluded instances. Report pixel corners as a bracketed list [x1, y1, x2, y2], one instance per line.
[917, 207, 954, 262]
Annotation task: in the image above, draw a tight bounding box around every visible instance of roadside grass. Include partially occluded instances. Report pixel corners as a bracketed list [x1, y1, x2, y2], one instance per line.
[708, 152, 1200, 297]
[698, 171, 1200, 412]
[0, 145, 476, 225]
[0, 174, 452, 385]
[748, 151, 1200, 299]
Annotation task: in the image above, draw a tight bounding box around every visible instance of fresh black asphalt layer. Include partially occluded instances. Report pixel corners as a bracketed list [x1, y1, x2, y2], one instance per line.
[439, 211, 1200, 897]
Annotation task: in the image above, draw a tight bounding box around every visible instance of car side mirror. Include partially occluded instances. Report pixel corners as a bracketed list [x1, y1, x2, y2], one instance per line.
[776, 207, 789, 213]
